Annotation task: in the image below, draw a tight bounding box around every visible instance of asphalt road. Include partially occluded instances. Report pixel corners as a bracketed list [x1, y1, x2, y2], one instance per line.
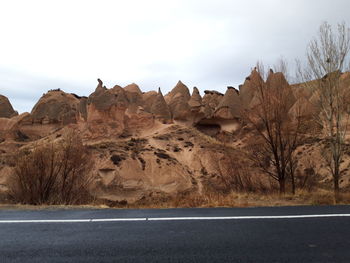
[0, 205, 350, 262]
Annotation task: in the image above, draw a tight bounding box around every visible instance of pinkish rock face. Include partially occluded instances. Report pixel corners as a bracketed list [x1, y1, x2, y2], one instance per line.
[0, 95, 17, 118]
[165, 81, 191, 121]
[30, 90, 82, 125]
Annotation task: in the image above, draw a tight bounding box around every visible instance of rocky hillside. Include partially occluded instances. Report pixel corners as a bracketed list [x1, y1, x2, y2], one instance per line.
[1, 69, 350, 204]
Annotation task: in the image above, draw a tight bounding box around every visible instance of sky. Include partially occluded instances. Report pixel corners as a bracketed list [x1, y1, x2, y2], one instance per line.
[0, 0, 350, 113]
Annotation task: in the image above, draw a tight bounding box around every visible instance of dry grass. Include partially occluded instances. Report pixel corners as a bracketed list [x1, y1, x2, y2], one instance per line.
[1, 189, 350, 210]
[0, 204, 110, 210]
[126, 189, 350, 209]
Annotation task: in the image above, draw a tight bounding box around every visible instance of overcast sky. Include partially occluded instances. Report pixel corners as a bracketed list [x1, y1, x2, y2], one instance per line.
[0, 0, 350, 113]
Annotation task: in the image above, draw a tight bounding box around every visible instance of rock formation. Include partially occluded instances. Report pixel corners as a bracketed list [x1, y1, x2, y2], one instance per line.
[165, 80, 191, 103]
[1, 69, 350, 205]
[188, 87, 202, 108]
[150, 88, 172, 122]
[30, 90, 83, 125]
[266, 71, 296, 110]
[165, 81, 191, 121]
[200, 90, 224, 118]
[239, 68, 263, 109]
[124, 83, 142, 94]
[142, 91, 158, 113]
[0, 95, 18, 118]
[215, 87, 241, 119]
[86, 80, 130, 138]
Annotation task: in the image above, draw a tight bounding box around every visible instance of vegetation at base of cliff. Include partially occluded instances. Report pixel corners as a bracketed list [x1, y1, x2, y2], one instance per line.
[7, 131, 94, 205]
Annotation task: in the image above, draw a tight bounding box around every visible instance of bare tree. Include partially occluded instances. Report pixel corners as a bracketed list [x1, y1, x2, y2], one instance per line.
[8, 130, 93, 205]
[244, 61, 304, 194]
[297, 22, 350, 200]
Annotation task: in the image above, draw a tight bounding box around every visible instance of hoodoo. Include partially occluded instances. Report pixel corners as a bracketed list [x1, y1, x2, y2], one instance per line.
[0, 95, 18, 118]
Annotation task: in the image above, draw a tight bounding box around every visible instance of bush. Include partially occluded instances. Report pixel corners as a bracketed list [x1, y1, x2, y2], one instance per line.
[7, 130, 93, 205]
[110, 154, 125, 166]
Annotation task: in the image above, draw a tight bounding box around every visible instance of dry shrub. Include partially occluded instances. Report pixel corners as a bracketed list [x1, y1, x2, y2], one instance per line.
[220, 162, 269, 193]
[296, 158, 320, 191]
[128, 188, 350, 209]
[210, 150, 269, 193]
[7, 130, 93, 205]
[337, 193, 350, 204]
[172, 192, 207, 208]
[301, 190, 350, 205]
[309, 192, 335, 205]
[293, 189, 336, 205]
[171, 190, 256, 208]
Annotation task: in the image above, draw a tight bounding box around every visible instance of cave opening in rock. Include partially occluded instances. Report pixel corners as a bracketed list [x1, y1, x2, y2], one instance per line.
[195, 122, 221, 137]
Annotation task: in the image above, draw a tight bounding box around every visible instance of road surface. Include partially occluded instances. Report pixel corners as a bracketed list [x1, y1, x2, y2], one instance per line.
[0, 205, 350, 262]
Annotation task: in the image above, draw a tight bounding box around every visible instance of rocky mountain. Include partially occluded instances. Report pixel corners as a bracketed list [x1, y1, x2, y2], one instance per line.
[1, 69, 350, 205]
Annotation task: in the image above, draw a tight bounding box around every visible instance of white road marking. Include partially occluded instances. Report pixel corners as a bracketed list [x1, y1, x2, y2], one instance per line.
[147, 214, 350, 221]
[0, 214, 349, 223]
[92, 218, 147, 222]
[0, 219, 91, 223]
